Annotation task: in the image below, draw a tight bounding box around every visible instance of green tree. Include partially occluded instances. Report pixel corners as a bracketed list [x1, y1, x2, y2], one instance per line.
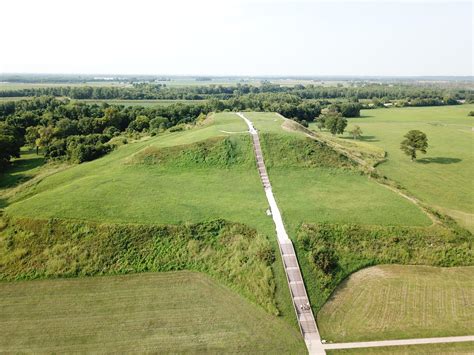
[36, 126, 55, 153]
[324, 111, 347, 135]
[25, 126, 41, 154]
[348, 125, 363, 140]
[128, 115, 150, 132]
[316, 116, 325, 131]
[400, 130, 428, 161]
[0, 122, 22, 168]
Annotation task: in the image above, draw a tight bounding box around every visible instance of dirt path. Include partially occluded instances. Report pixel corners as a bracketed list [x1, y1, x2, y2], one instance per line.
[236, 112, 325, 355]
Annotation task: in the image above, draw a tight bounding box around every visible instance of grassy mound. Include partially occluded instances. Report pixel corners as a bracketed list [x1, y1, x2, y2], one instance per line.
[0, 271, 305, 353]
[260, 133, 356, 169]
[128, 135, 254, 168]
[318, 265, 474, 342]
[295, 223, 473, 312]
[0, 217, 278, 315]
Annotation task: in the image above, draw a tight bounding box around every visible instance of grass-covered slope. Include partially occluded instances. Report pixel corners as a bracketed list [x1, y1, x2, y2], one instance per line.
[310, 105, 474, 231]
[0, 218, 280, 314]
[0, 271, 305, 353]
[246, 112, 432, 231]
[4, 113, 274, 233]
[318, 265, 474, 342]
[296, 223, 473, 313]
[1, 112, 299, 329]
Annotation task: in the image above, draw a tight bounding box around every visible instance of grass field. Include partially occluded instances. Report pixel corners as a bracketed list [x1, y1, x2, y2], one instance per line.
[5, 112, 430, 230]
[327, 342, 474, 355]
[245, 112, 431, 232]
[1, 110, 470, 348]
[318, 265, 474, 342]
[0, 271, 304, 353]
[310, 105, 474, 231]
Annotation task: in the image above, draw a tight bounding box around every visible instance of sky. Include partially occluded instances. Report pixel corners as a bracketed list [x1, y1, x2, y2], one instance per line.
[0, 0, 472, 76]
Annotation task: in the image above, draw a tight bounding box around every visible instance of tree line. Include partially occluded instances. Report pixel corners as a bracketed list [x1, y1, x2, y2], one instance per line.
[1, 95, 352, 168]
[1, 82, 471, 104]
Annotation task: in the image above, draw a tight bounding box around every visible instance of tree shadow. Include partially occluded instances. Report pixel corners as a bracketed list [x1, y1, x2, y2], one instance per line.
[341, 135, 380, 142]
[0, 155, 44, 189]
[417, 157, 462, 165]
[0, 198, 8, 209]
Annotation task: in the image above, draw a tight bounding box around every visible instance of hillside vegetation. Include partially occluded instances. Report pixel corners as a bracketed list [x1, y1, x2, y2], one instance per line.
[296, 223, 473, 313]
[0, 217, 278, 314]
[127, 135, 254, 168]
[0, 271, 304, 353]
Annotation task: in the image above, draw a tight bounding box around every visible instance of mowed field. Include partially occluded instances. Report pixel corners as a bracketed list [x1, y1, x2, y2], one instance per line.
[245, 112, 431, 233]
[0, 271, 304, 353]
[318, 265, 474, 342]
[310, 105, 474, 231]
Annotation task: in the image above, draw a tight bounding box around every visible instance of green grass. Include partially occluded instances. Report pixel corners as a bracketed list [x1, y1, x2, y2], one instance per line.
[246, 112, 431, 231]
[271, 168, 431, 233]
[318, 265, 474, 342]
[310, 105, 474, 231]
[5, 125, 272, 234]
[0, 271, 304, 353]
[327, 342, 474, 355]
[1, 112, 299, 326]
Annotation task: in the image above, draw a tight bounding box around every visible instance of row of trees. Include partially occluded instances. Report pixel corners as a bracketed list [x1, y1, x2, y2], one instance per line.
[0, 82, 471, 103]
[0, 95, 338, 168]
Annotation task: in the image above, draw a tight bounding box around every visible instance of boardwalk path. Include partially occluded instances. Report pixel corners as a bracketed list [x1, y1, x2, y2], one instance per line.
[236, 113, 324, 355]
[236, 112, 474, 354]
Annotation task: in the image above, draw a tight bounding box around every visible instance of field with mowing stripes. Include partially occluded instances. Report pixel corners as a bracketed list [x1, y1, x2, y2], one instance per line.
[318, 265, 474, 342]
[0, 271, 305, 353]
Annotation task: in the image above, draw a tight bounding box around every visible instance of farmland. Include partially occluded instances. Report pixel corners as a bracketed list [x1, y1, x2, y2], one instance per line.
[0, 271, 304, 353]
[310, 104, 474, 231]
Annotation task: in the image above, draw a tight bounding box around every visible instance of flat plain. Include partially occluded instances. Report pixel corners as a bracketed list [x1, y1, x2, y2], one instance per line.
[0, 271, 305, 353]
